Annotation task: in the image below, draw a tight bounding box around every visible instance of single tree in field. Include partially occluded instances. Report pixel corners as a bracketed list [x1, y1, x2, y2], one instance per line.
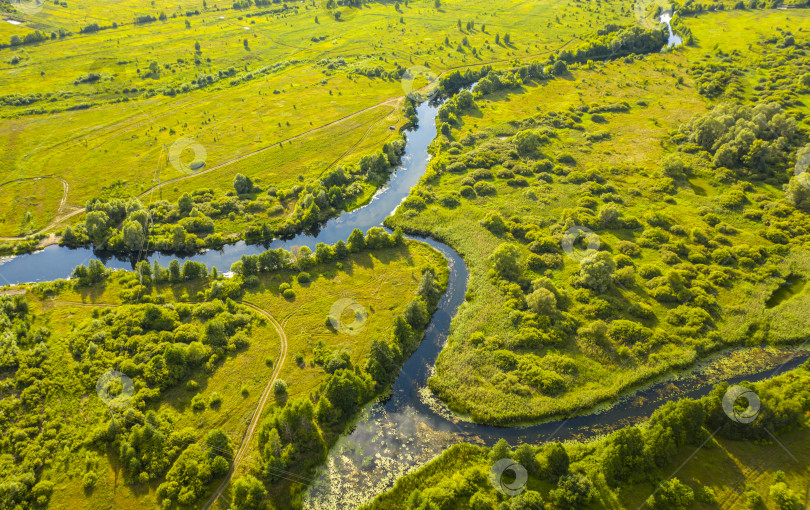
[194, 41, 201, 52]
[514, 129, 540, 158]
[552, 59, 568, 75]
[598, 203, 621, 228]
[785, 175, 810, 212]
[527, 287, 556, 315]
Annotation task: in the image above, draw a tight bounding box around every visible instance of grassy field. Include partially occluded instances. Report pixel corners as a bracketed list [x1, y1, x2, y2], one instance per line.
[0, 0, 647, 244]
[386, 7, 810, 424]
[0, 176, 64, 235]
[0, 238, 446, 509]
[3, 0, 810, 509]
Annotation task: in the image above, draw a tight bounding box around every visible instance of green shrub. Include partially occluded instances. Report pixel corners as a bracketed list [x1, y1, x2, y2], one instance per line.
[272, 379, 287, 395]
[608, 319, 652, 345]
[473, 181, 496, 196]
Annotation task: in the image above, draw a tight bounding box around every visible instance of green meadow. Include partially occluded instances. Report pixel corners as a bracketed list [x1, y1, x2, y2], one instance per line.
[2, 0, 810, 509]
[1, 237, 446, 509]
[387, 7, 810, 423]
[0, 0, 641, 248]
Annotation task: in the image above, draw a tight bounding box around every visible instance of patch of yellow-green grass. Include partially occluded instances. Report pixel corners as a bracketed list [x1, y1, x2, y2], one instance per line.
[157, 102, 403, 205]
[0, 176, 64, 235]
[685, 7, 810, 54]
[621, 426, 810, 509]
[0, 0, 643, 237]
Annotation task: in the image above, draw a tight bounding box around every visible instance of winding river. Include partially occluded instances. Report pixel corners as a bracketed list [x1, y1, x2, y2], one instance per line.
[1, 87, 806, 508]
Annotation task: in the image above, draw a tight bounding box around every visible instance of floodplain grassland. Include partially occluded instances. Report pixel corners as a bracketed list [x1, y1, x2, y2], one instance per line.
[387, 7, 810, 424]
[0, 0, 637, 250]
[1, 238, 446, 510]
[0, 176, 64, 235]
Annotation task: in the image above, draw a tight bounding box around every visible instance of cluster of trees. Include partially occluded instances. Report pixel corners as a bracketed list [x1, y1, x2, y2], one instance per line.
[233, 227, 405, 285]
[437, 67, 490, 96]
[67, 299, 259, 403]
[356, 139, 406, 183]
[63, 137, 407, 254]
[437, 89, 476, 129]
[0, 295, 57, 509]
[555, 25, 668, 65]
[669, 101, 810, 252]
[69, 227, 409, 306]
[675, 101, 800, 180]
[7, 30, 51, 48]
[433, 24, 670, 107]
[155, 430, 232, 506]
[57, 298, 262, 505]
[689, 51, 745, 99]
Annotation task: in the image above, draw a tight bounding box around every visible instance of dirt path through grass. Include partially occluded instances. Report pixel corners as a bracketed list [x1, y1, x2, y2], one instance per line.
[0, 36, 579, 244]
[202, 300, 289, 510]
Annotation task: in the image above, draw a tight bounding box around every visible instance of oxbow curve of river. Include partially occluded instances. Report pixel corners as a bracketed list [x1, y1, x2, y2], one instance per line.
[0, 82, 803, 510]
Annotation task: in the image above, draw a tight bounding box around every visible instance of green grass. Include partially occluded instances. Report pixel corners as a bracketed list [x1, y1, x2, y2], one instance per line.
[0, 176, 63, 235]
[387, 7, 810, 424]
[7, 239, 445, 510]
[0, 0, 646, 240]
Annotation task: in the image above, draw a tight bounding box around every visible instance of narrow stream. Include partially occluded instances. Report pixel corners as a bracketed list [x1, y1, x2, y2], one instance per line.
[2, 84, 805, 509]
